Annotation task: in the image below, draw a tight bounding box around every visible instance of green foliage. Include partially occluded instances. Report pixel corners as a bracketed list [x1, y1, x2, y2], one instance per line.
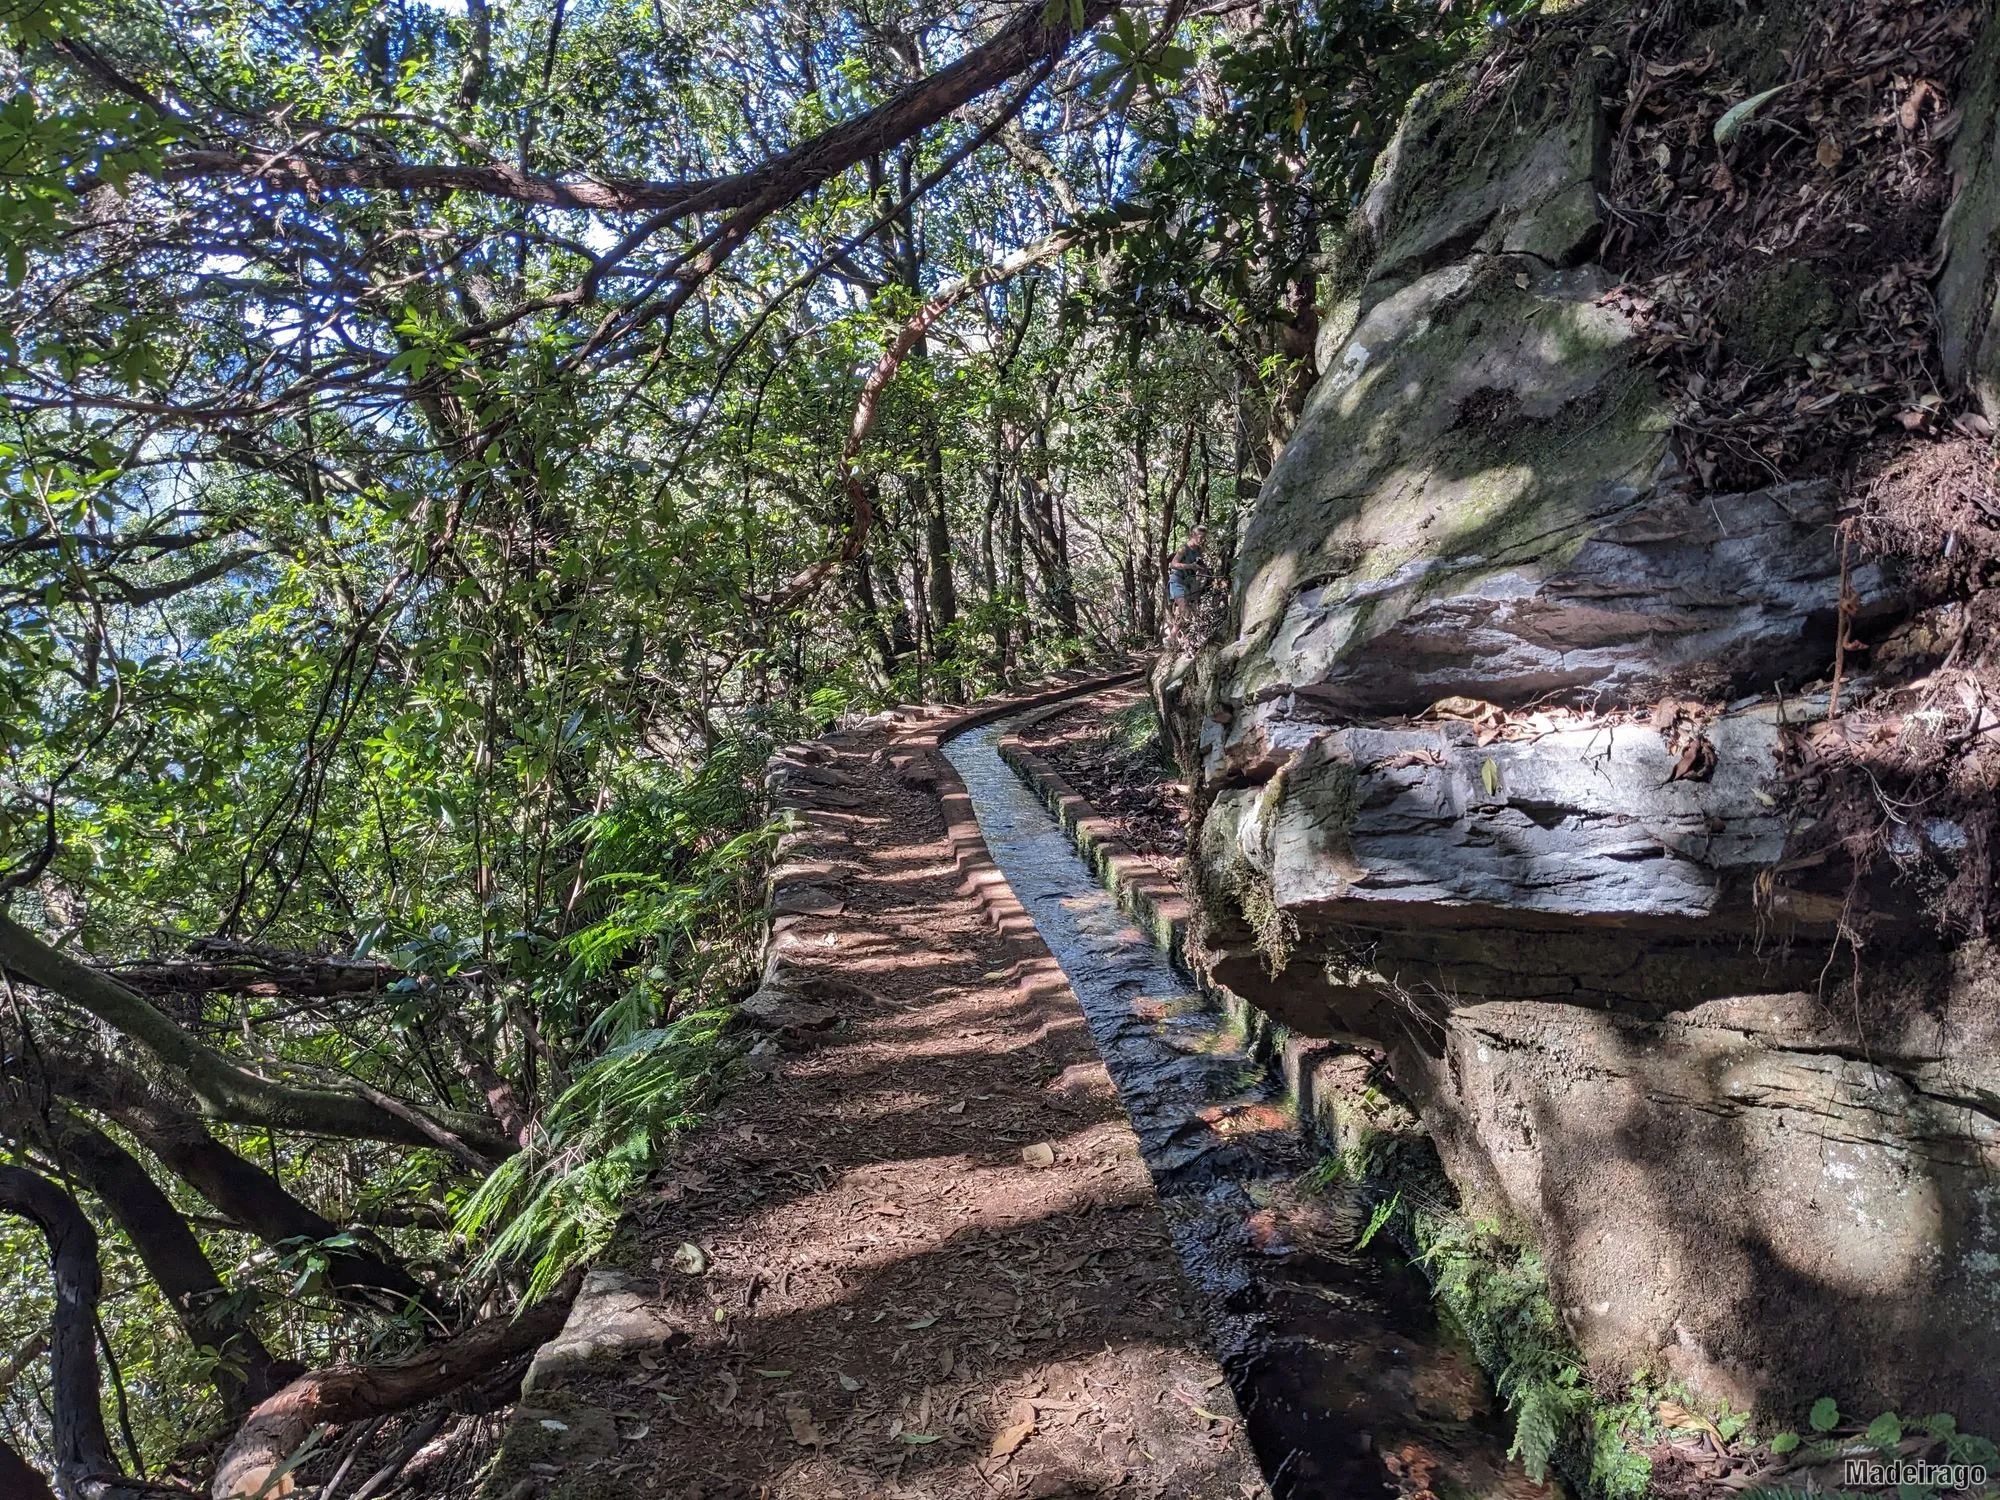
[1355, 1190, 1400, 1250]
[0, 0, 1528, 1474]
[1348, 1202, 1653, 1499]
[1229, 855, 1298, 979]
[1304, 1138, 1376, 1191]
[451, 750, 776, 1300]
[1868, 1410, 1905, 1452]
[1106, 700, 1164, 755]
[1093, 0, 1539, 344]
[1751, 1401, 2000, 1500]
[456, 1006, 732, 1303]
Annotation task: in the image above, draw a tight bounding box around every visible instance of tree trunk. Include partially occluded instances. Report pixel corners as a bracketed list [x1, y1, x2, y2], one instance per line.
[1005, 456, 1028, 666]
[34, 1108, 291, 1412]
[981, 442, 1007, 682]
[0, 1435, 57, 1500]
[1156, 421, 1193, 632]
[847, 546, 897, 681]
[922, 438, 958, 640]
[0, 1166, 144, 1500]
[1132, 420, 1157, 640]
[1023, 474, 1077, 635]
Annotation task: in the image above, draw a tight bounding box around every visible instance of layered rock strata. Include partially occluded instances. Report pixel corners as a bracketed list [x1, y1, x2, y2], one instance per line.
[1168, 1, 2000, 1426]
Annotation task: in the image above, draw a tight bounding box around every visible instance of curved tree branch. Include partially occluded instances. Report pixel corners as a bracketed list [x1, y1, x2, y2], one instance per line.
[28, 1046, 431, 1310]
[1, 1436, 59, 1500]
[0, 914, 510, 1158]
[211, 1275, 579, 1500]
[0, 1165, 146, 1500]
[105, 0, 1114, 239]
[29, 1106, 292, 1412]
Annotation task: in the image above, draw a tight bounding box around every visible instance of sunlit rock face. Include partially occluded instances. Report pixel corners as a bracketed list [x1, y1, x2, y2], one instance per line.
[1215, 84, 1895, 776]
[1164, 2, 2000, 1431]
[1422, 983, 2000, 1425]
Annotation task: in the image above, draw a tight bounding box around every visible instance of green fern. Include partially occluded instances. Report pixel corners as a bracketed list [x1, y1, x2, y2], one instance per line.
[455, 741, 775, 1302]
[456, 1008, 731, 1302]
[1411, 1213, 1652, 1499]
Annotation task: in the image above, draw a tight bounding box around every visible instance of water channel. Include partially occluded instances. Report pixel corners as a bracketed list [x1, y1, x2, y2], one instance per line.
[943, 714, 1535, 1500]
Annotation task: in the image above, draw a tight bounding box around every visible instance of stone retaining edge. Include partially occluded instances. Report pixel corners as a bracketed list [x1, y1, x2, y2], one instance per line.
[758, 661, 1147, 996]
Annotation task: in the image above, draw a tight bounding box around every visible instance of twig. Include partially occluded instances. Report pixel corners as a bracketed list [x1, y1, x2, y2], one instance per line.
[345, 1081, 490, 1173]
[1829, 519, 1854, 718]
[314, 1415, 384, 1500]
[347, 1410, 448, 1500]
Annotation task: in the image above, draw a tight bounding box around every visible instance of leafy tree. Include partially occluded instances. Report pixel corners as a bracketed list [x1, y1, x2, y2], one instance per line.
[0, 0, 1518, 1486]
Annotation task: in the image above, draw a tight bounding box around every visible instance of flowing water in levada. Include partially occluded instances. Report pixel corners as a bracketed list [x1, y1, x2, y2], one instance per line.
[944, 715, 1536, 1500]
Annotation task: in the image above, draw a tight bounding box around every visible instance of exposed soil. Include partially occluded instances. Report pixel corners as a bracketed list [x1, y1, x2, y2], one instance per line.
[486, 701, 1268, 1500]
[1592, 0, 1986, 488]
[1012, 693, 1189, 866]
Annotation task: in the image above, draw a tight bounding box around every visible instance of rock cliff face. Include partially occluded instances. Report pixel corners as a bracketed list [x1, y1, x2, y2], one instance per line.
[1166, 0, 2000, 1429]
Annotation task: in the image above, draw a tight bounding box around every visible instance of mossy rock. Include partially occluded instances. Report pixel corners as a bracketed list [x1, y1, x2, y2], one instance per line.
[1232, 259, 1669, 708]
[481, 1395, 619, 1500]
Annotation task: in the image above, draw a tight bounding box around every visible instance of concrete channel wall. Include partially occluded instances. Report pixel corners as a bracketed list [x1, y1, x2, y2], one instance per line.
[993, 686, 1389, 1175]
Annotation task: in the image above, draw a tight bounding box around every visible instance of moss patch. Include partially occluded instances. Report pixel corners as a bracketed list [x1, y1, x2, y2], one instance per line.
[481, 1395, 619, 1500]
[1231, 856, 1297, 978]
[1726, 262, 1839, 365]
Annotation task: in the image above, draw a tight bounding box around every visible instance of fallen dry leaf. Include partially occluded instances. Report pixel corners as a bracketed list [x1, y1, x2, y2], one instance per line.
[1377, 748, 1444, 770]
[1425, 695, 1503, 723]
[1669, 734, 1717, 783]
[1900, 79, 1936, 133]
[784, 1405, 826, 1446]
[989, 1400, 1037, 1458]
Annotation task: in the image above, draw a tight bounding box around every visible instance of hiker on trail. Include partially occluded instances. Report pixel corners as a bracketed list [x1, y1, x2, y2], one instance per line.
[1168, 525, 1207, 633]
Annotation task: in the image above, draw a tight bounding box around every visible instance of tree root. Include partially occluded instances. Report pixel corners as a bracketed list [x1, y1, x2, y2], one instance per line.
[209, 1272, 579, 1500]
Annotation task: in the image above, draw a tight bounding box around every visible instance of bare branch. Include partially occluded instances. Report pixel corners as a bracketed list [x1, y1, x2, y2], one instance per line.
[0, 914, 511, 1157]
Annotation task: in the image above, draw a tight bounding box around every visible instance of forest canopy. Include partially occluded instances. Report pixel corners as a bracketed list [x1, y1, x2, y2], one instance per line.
[0, 0, 1519, 1489]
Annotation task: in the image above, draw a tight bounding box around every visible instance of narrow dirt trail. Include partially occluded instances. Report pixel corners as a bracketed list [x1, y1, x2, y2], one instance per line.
[505, 685, 1269, 1500]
